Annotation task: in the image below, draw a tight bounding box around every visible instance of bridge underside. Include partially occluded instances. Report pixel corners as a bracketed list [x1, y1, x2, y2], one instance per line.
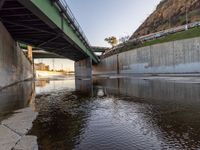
[0, 0, 93, 61]
[30, 50, 64, 59]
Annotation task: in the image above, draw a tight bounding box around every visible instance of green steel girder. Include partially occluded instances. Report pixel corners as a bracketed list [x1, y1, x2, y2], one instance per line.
[18, 0, 99, 63]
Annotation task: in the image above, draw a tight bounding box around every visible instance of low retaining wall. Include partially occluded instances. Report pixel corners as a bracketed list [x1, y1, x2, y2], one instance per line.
[93, 37, 200, 75]
[0, 22, 33, 88]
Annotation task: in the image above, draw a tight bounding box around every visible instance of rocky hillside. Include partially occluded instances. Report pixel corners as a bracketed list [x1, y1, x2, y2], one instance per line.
[131, 0, 200, 38]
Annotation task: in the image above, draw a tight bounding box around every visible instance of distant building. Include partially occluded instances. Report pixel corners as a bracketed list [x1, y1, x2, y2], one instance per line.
[34, 63, 49, 71]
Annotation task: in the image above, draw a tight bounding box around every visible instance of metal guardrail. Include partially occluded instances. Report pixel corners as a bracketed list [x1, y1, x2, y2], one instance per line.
[130, 21, 200, 43]
[54, 0, 100, 63]
[55, 0, 91, 47]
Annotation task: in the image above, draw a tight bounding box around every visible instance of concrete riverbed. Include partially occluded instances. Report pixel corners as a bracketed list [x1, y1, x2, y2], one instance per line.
[1, 76, 200, 149]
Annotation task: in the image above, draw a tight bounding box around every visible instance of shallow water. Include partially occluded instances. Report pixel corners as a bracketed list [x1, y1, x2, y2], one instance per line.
[1, 77, 200, 149]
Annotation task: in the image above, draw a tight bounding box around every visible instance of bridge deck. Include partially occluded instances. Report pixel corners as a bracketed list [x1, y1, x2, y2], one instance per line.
[0, 0, 99, 63]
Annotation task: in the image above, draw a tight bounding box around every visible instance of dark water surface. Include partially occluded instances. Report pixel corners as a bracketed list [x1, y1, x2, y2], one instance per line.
[1, 77, 200, 149]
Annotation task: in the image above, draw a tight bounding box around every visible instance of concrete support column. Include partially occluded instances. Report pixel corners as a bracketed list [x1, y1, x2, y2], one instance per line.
[75, 57, 93, 95]
[75, 57, 92, 79]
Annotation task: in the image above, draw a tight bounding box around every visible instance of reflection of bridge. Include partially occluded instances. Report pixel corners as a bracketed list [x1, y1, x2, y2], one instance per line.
[0, 0, 99, 63]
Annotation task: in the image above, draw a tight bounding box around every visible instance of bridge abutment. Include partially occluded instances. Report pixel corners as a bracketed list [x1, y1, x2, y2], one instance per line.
[0, 22, 33, 89]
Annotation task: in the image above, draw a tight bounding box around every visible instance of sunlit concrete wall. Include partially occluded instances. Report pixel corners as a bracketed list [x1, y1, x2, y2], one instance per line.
[93, 37, 200, 75]
[0, 22, 33, 89]
[93, 54, 118, 75]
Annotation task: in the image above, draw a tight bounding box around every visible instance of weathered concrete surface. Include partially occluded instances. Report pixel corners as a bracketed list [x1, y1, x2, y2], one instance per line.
[75, 58, 93, 95]
[75, 78, 93, 95]
[0, 107, 38, 150]
[93, 54, 118, 74]
[93, 37, 200, 75]
[2, 108, 38, 136]
[14, 136, 38, 150]
[0, 22, 33, 88]
[0, 125, 21, 150]
[75, 57, 92, 78]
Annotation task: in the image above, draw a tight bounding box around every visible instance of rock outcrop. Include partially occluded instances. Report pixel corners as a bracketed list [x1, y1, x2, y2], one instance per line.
[131, 0, 200, 38]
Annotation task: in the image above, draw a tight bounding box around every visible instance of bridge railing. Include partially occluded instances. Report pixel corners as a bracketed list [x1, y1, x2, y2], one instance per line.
[56, 0, 91, 47]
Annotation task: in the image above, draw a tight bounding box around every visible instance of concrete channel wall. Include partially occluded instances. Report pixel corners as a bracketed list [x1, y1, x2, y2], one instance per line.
[93, 37, 200, 75]
[0, 22, 33, 89]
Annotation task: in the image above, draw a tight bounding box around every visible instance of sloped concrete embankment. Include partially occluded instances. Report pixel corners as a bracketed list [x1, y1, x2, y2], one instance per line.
[0, 108, 38, 150]
[93, 37, 200, 75]
[0, 22, 33, 89]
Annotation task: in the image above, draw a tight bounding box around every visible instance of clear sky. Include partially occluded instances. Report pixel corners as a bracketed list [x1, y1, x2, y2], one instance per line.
[67, 0, 161, 47]
[35, 0, 161, 69]
[34, 59, 74, 71]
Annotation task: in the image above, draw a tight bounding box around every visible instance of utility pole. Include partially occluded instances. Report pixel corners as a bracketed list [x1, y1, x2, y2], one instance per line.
[52, 59, 55, 71]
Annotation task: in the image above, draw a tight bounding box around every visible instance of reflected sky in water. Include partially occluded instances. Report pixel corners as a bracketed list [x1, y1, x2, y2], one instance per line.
[35, 78, 75, 94]
[33, 77, 200, 149]
[1, 77, 200, 149]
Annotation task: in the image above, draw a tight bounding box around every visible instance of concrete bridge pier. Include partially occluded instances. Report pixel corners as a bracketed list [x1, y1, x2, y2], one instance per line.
[75, 57, 92, 79]
[75, 57, 93, 95]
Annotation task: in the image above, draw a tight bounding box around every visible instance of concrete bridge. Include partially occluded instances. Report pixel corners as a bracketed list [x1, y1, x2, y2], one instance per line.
[0, 0, 99, 88]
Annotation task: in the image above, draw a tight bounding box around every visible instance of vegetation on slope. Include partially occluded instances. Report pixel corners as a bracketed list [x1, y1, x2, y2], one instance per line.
[103, 27, 200, 58]
[142, 27, 200, 46]
[131, 0, 200, 38]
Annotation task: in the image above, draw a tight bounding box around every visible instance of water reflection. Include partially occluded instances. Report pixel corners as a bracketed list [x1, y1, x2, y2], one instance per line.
[28, 77, 200, 149]
[0, 81, 35, 122]
[75, 78, 93, 96]
[93, 77, 200, 149]
[93, 77, 200, 105]
[35, 78, 75, 94]
[29, 89, 91, 150]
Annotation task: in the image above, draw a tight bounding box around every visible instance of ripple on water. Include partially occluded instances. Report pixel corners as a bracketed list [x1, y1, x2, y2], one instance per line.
[29, 78, 200, 150]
